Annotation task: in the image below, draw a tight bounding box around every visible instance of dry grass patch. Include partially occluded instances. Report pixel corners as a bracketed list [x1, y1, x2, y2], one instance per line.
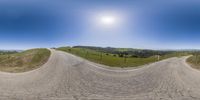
[0, 48, 50, 73]
[187, 55, 200, 69]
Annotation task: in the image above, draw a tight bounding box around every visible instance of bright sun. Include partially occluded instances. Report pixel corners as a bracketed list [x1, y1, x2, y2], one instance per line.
[100, 16, 116, 26]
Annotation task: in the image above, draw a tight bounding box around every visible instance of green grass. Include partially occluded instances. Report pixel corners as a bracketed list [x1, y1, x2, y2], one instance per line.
[187, 55, 200, 69]
[57, 47, 188, 68]
[0, 48, 51, 73]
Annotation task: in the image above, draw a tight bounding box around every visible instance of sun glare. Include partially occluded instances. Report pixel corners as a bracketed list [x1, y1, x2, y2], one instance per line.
[91, 12, 124, 29]
[100, 16, 116, 26]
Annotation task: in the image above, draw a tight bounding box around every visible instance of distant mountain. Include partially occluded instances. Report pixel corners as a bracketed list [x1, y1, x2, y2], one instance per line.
[0, 50, 20, 55]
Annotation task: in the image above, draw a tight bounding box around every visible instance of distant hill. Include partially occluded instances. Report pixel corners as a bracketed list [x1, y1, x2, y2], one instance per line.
[0, 50, 19, 55]
[72, 46, 177, 58]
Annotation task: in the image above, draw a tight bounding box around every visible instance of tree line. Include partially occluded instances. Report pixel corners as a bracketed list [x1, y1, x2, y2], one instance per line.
[0, 51, 18, 55]
[73, 46, 176, 58]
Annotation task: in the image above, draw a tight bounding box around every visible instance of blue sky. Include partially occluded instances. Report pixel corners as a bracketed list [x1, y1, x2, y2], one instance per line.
[0, 0, 200, 50]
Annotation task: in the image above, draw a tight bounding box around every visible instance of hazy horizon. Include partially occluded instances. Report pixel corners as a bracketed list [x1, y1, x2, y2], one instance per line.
[2, 45, 200, 51]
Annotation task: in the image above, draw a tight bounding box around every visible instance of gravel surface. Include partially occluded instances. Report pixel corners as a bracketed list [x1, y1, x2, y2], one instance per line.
[0, 49, 199, 100]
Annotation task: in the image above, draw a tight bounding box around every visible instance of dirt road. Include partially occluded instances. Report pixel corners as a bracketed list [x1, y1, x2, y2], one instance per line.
[0, 49, 200, 100]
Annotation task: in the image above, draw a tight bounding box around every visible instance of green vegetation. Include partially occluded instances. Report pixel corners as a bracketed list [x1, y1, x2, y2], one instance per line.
[0, 48, 50, 73]
[57, 46, 189, 68]
[187, 52, 200, 69]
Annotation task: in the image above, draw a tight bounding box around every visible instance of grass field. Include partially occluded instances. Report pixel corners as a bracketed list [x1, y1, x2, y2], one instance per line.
[57, 47, 188, 68]
[187, 54, 200, 69]
[0, 48, 51, 73]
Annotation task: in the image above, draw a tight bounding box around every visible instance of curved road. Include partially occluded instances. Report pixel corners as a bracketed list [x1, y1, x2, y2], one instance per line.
[0, 50, 200, 100]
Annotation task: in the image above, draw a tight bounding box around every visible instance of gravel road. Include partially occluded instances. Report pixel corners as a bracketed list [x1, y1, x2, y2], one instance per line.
[0, 49, 200, 100]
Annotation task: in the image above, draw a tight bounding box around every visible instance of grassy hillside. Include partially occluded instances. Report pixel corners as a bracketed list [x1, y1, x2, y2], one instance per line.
[0, 48, 50, 73]
[187, 54, 200, 69]
[73, 46, 174, 58]
[57, 46, 189, 68]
